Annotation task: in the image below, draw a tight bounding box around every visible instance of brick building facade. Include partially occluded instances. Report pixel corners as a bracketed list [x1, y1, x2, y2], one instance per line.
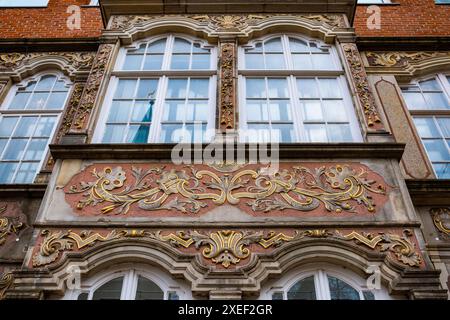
[0, 0, 449, 300]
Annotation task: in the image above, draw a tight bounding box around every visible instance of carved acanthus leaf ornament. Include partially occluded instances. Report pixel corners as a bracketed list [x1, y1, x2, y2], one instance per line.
[366, 52, 450, 68]
[0, 52, 95, 71]
[0, 205, 24, 246]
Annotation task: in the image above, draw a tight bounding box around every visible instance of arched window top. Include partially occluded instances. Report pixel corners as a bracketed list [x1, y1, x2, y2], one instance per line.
[241, 34, 337, 71]
[119, 34, 215, 71]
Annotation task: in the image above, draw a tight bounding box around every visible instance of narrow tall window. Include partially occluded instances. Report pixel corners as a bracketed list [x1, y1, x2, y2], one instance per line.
[96, 35, 216, 144]
[0, 73, 70, 183]
[238, 35, 361, 143]
[401, 75, 450, 178]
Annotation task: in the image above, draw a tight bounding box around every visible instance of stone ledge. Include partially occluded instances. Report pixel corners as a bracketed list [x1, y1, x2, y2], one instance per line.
[406, 180, 450, 206]
[0, 184, 47, 198]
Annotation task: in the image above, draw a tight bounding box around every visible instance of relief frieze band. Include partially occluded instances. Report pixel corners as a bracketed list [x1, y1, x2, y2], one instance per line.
[30, 228, 423, 269]
[366, 52, 450, 68]
[63, 163, 389, 217]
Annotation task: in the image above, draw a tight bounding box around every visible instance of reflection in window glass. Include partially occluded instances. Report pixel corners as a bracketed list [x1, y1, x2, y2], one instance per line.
[327, 276, 360, 300]
[92, 277, 124, 300]
[287, 276, 317, 300]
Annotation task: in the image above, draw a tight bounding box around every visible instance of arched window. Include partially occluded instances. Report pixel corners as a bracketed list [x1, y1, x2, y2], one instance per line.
[238, 35, 362, 143]
[260, 264, 394, 300]
[64, 265, 191, 300]
[400, 74, 450, 178]
[94, 34, 216, 144]
[0, 72, 71, 183]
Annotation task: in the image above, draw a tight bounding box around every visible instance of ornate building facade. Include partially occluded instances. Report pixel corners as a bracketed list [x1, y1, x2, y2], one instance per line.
[0, 0, 449, 300]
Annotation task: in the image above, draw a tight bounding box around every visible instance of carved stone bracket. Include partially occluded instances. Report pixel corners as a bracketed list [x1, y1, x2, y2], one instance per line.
[31, 228, 422, 269]
[342, 43, 385, 131]
[68, 44, 115, 134]
[0, 204, 24, 246]
[219, 42, 236, 130]
[431, 207, 450, 237]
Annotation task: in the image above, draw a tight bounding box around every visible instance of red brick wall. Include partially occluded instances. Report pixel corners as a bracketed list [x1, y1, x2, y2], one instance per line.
[0, 0, 102, 39]
[354, 0, 450, 37]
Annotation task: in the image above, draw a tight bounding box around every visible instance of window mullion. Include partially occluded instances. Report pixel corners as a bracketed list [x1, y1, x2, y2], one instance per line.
[289, 75, 304, 142]
[149, 75, 167, 143]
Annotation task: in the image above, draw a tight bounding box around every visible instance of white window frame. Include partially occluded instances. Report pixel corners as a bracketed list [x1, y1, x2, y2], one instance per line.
[0, 71, 71, 183]
[401, 73, 450, 179]
[237, 34, 362, 143]
[93, 34, 217, 144]
[259, 263, 393, 300]
[63, 264, 192, 300]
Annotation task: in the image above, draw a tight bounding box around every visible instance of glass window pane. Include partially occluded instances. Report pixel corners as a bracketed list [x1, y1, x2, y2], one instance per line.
[136, 79, 159, 99]
[328, 124, 353, 142]
[34, 116, 56, 137]
[131, 101, 153, 122]
[13, 117, 38, 137]
[289, 38, 309, 52]
[0, 162, 18, 183]
[0, 117, 19, 136]
[92, 277, 124, 300]
[420, 79, 441, 91]
[173, 38, 191, 53]
[46, 92, 67, 109]
[77, 293, 89, 300]
[103, 125, 126, 143]
[0, 139, 7, 156]
[271, 292, 284, 300]
[287, 276, 316, 300]
[108, 101, 131, 123]
[246, 79, 266, 98]
[305, 124, 328, 142]
[14, 162, 39, 183]
[312, 54, 335, 70]
[319, 78, 341, 98]
[247, 43, 263, 53]
[292, 54, 312, 70]
[27, 92, 49, 109]
[135, 276, 164, 300]
[9, 92, 30, 109]
[413, 117, 440, 138]
[246, 124, 271, 143]
[323, 100, 347, 122]
[163, 101, 185, 121]
[328, 276, 360, 300]
[126, 125, 150, 143]
[423, 139, 450, 161]
[423, 92, 450, 109]
[362, 291, 375, 300]
[115, 80, 137, 99]
[35, 75, 56, 91]
[269, 101, 291, 121]
[433, 163, 450, 179]
[245, 54, 264, 69]
[192, 43, 208, 53]
[271, 124, 294, 142]
[436, 118, 450, 137]
[122, 54, 143, 70]
[297, 79, 319, 98]
[265, 54, 285, 69]
[267, 79, 288, 98]
[185, 123, 206, 143]
[147, 39, 166, 53]
[302, 100, 323, 121]
[186, 101, 208, 121]
[53, 80, 68, 91]
[171, 54, 190, 69]
[264, 38, 283, 52]
[402, 91, 428, 110]
[23, 138, 47, 160]
[191, 54, 210, 69]
[143, 54, 163, 70]
[160, 124, 184, 143]
[189, 79, 209, 98]
[246, 100, 268, 122]
[3, 139, 28, 160]
[166, 79, 187, 98]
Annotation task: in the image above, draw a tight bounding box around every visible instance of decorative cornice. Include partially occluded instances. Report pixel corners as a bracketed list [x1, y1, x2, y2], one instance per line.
[342, 43, 384, 130]
[0, 52, 95, 72]
[406, 180, 450, 206]
[366, 51, 450, 68]
[430, 208, 450, 237]
[31, 228, 422, 269]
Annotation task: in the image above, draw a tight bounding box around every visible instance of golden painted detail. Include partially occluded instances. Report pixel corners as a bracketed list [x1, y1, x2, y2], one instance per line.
[0, 272, 14, 300]
[0, 205, 24, 246]
[343, 44, 383, 129]
[108, 14, 346, 31]
[70, 44, 114, 131]
[0, 52, 95, 71]
[32, 229, 421, 268]
[67, 164, 386, 215]
[366, 52, 450, 68]
[335, 229, 421, 267]
[219, 42, 236, 129]
[431, 208, 450, 236]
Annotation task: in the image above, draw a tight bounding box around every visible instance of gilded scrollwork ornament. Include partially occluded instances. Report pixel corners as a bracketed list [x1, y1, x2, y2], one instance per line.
[0, 205, 24, 246]
[0, 271, 14, 300]
[431, 207, 450, 237]
[66, 164, 386, 215]
[0, 52, 95, 71]
[366, 52, 450, 68]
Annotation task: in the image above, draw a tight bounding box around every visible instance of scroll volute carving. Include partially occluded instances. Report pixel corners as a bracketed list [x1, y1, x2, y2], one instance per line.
[219, 41, 236, 131]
